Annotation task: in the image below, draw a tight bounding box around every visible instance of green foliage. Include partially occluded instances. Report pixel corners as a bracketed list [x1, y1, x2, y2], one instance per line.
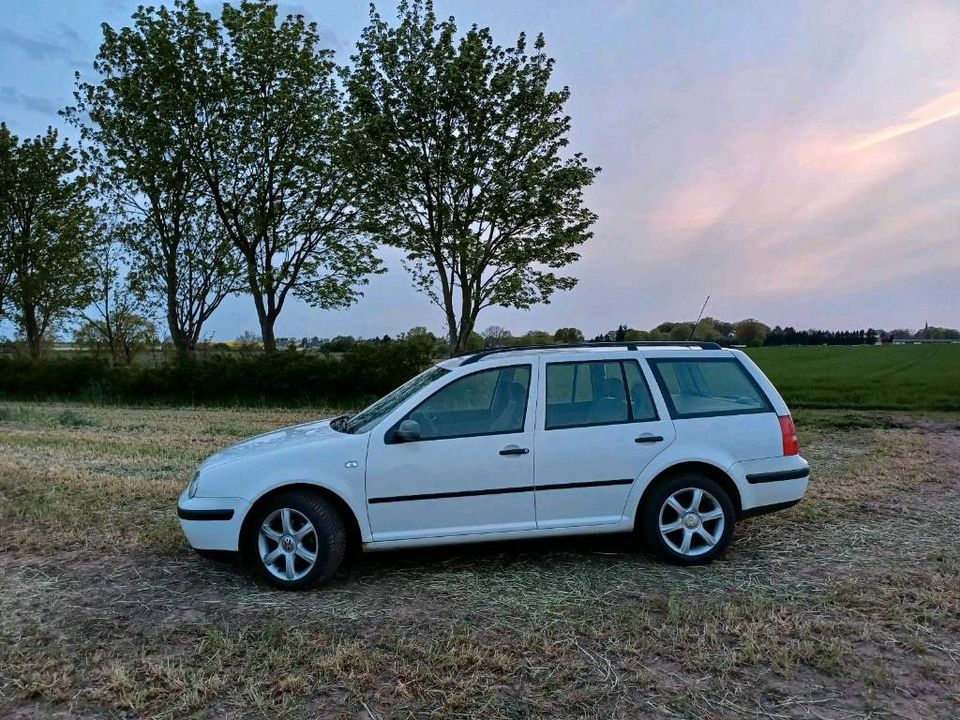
[553, 327, 584, 343]
[0, 338, 436, 406]
[346, 0, 599, 354]
[0, 124, 96, 359]
[193, 1, 382, 350]
[735, 319, 770, 347]
[514, 329, 554, 346]
[67, 1, 238, 352]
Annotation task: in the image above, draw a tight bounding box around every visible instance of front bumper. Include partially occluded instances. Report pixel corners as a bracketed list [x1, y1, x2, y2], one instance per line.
[177, 489, 250, 551]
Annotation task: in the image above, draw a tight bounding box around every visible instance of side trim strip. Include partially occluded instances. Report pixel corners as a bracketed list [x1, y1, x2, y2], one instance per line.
[177, 507, 235, 521]
[368, 478, 634, 504]
[745, 468, 810, 484]
[538, 478, 634, 492]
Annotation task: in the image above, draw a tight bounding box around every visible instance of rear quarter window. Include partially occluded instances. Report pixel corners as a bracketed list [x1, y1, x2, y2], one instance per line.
[648, 357, 773, 419]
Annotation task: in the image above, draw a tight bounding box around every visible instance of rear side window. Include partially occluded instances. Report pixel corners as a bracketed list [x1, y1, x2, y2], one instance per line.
[545, 360, 658, 429]
[648, 358, 773, 419]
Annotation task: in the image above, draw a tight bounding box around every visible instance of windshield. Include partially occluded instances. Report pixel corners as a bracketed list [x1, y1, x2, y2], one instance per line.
[337, 365, 450, 434]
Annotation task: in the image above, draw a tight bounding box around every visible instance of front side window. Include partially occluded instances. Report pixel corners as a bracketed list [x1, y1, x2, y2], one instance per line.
[648, 358, 773, 418]
[401, 365, 531, 440]
[340, 365, 450, 434]
[545, 360, 658, 429]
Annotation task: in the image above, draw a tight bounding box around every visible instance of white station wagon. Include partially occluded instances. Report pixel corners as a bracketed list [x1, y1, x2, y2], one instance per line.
[178, 342, 809, 590]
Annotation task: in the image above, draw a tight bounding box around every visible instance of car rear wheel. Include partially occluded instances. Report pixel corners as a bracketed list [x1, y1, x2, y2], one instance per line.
[640, 473, 735, 565]
[248, 491, 346, 590]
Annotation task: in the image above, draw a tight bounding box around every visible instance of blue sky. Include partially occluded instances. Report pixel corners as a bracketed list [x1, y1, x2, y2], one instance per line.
[2, 0, 958, 341]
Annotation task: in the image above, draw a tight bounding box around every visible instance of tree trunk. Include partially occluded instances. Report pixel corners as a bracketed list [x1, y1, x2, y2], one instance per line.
[259, 315, 277, 352]
[165, 283, 194, 353]
[447, 323, 460, 356]
[451, 314, 476, 356]
[22, 304, 43, 360]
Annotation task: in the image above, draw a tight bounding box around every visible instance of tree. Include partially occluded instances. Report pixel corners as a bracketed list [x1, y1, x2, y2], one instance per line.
[516, 329, 553, 345]
[76, 222, 158, 364]
[734, 319, 770, 347]
[481, 325, 512, 348]
[0, 125, 15, 314]
[623, 328, 649, 341]
[192, 1, 382, 351]
[0, 126, 96, 358]
[347, 0, 599, 354]
[66, 0, 241, 353]
[690, 317, 722, 342]
[553, 327, 583, 344]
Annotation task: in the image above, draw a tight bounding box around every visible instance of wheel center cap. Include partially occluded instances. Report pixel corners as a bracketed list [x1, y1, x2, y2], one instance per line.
[683, 513, 700, 529]
[281, 535, 295, 552]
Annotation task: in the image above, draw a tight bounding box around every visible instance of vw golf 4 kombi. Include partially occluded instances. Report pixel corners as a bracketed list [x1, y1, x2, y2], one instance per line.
[178, 342, 809, 590]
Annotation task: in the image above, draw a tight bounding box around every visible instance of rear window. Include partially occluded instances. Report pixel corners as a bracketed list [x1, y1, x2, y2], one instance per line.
[648, 358, 773, 419]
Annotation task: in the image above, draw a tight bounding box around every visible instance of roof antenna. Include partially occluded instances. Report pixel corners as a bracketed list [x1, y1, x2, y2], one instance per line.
[688, 295, 711, 340]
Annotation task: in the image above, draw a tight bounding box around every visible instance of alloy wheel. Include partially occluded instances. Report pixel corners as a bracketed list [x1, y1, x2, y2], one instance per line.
[258, 507, 319, 581]
[658, 487, 726, 557]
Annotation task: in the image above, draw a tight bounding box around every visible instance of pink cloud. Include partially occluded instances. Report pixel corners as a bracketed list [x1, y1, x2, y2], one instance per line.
[844, 86, 960, 152]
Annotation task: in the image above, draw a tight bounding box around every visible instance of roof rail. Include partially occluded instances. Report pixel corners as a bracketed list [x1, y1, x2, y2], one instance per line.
[459, 340, 722, 366]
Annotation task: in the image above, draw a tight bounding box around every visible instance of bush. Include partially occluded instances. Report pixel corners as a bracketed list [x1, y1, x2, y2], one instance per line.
[0, 339, 436, 407]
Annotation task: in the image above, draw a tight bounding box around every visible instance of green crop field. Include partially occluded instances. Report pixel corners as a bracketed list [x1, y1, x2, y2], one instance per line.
[746, 344, 960, 411]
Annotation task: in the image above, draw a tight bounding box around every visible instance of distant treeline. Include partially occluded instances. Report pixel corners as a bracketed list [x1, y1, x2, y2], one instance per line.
[295, 319, 959, 352]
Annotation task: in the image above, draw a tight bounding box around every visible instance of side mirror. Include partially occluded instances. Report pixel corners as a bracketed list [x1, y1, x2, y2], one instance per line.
[395, 419, 421, 443]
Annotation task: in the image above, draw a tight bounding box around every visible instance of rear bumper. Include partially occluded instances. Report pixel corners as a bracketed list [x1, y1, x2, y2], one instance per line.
[177, 490, 249, 551]
[731, 455, 809, 515]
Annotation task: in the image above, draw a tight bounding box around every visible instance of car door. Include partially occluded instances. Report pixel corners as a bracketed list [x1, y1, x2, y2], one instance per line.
[534, 357, 675, 529]
[365, 363, 538, 542]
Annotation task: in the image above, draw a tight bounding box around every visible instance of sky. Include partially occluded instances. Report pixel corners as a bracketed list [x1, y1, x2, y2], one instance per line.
[1, 0, 958, 341]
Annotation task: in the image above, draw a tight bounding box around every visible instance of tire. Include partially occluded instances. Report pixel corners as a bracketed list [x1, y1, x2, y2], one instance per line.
[246, 491, 346, 590]
[639, 473, 735, 565]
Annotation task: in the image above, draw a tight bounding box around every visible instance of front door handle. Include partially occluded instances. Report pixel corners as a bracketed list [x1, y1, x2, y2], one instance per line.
[499, 445, 530, 456]
[635, 433, 664, 444]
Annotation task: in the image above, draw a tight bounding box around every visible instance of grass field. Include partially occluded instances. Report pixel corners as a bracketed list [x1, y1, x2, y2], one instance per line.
[1, 401, 958, 719]
[746, 344, 960, 411]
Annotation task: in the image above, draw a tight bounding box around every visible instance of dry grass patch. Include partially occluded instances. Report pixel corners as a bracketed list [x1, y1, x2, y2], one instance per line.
[0, 403, 958, 718]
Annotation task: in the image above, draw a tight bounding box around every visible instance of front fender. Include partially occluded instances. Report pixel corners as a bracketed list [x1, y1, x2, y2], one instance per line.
[195, 433, 372, 542]
[238, 476, 372, 543]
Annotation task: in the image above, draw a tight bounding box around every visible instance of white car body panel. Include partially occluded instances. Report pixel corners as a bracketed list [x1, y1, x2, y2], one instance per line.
[532, 353, 678, 528]
[177, 345, 810, 556]
[364, 411, 539, 541]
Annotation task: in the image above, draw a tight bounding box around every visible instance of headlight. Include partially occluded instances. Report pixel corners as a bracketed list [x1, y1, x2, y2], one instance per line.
[187, 471, 201, 499]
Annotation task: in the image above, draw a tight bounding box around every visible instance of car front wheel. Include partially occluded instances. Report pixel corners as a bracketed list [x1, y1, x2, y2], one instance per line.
[640, 473, 735, 565]
[248, 491, 346, 590]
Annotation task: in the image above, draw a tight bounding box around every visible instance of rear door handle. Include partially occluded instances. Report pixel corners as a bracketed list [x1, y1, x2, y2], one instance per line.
[635, 434, 664, 443]
[499, 445, 530, 456]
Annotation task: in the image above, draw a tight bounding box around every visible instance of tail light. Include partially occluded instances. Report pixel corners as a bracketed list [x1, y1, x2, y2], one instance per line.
[779, 415, 799, 456]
